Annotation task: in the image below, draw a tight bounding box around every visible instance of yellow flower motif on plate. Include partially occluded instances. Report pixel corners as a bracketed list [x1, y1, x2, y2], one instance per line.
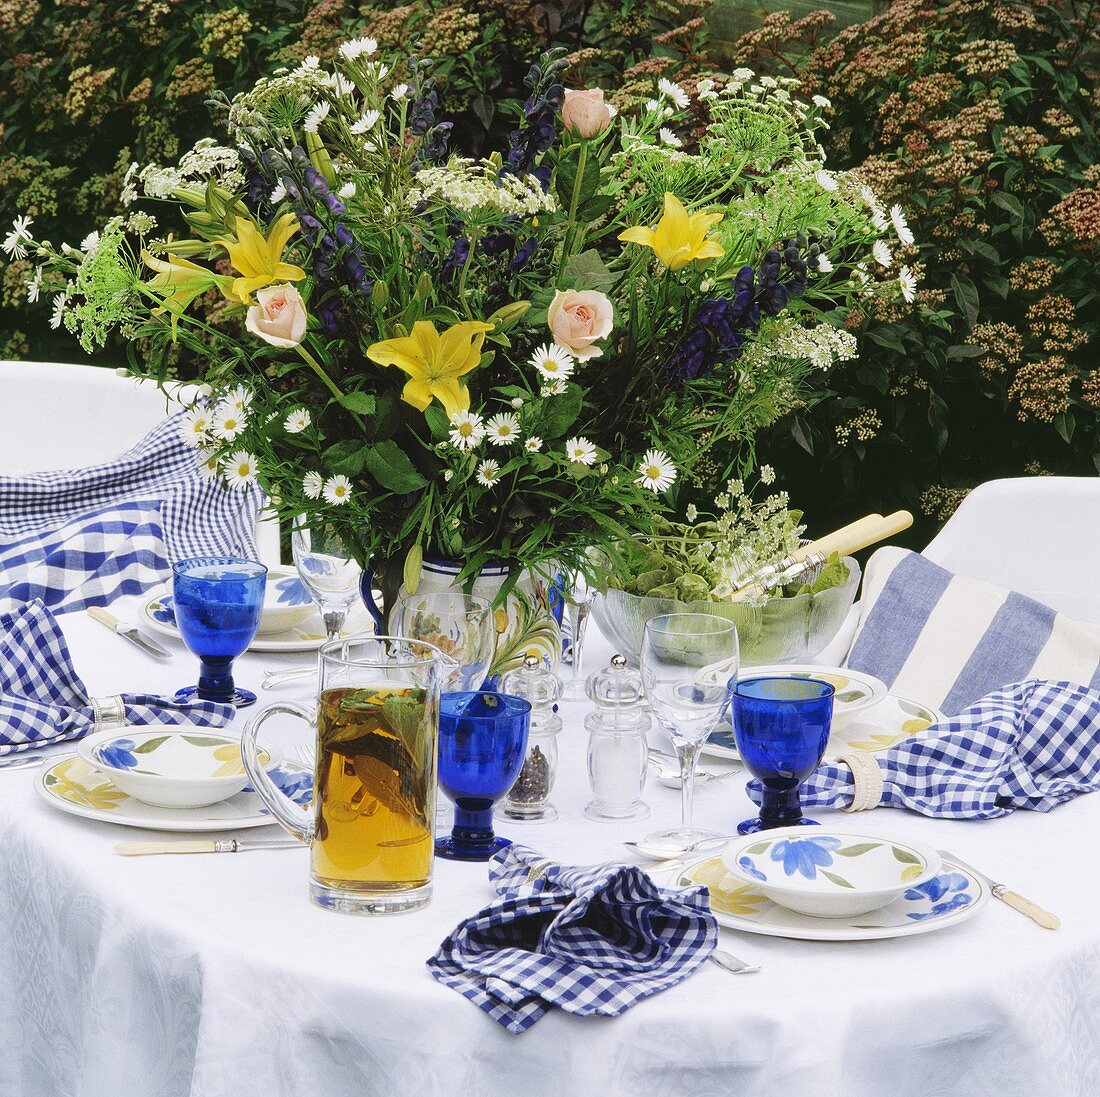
[847, 730, 912, 752]
[47, 759, 127, 811]
[685, 857, 769, 916]
[212, 743, 247, 777]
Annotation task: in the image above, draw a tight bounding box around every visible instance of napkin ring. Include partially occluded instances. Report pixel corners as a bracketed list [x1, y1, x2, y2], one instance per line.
[91, 695, 127, 731]
[835, 751, 883, 812]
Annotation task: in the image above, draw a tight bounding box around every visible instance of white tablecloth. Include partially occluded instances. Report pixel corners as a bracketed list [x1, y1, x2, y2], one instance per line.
[2, 603, 1099, 1097]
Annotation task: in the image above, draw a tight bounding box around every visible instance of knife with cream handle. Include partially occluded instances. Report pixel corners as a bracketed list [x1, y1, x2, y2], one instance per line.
[115, 839, 303, 855]
[86, 606, 172, 660]
[939, 850, 1060, 929]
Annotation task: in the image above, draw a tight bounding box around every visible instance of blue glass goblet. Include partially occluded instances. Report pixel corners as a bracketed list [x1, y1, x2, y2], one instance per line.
[172, 557, 267, 708]
[730, 675, 835, 835]
[436, 691, 531, 861]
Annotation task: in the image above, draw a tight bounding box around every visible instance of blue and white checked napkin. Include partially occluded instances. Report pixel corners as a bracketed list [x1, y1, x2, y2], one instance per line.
[0, 600, 233, 757]
[0, 410, 264, 615]
[427, 844, 718, 1034]
[750, 679, 1100, 819]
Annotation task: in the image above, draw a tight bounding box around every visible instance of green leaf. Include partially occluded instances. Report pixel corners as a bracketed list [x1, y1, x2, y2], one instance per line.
[361, 440, 428, 493]
[746, 841, 770, 856]
[790, 417, 814, 455]
[865, 327, 906, 354]
[821, 870, 855, 889]
[947, 345, 985, 359]
[132, 736, 169, 754]
[1054, 411, 1075, 444]
[892, 845, 921, 865]
[836, 842, 880, 857]
[424, 405, 450, 441]
[950, 274, 980, 327]
[539, 383, 584, 438]
[337, 392, 377, 415]
[403, 542, 423, 594]
[927, 391, 949, 454]
[181, 735, 221, 748]
[560, 249, 616, 294]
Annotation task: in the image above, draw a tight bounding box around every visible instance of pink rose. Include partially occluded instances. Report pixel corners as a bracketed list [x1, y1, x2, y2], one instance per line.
[245, 283, 308, 348]
[561, 89, 613, 139]
[548, 289, 614, 361]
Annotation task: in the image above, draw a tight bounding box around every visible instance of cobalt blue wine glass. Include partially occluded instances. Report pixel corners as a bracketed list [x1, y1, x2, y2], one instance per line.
[435, 691, 531, 861]
[730, 675, 835, 834]
[172, 557, 267, 708]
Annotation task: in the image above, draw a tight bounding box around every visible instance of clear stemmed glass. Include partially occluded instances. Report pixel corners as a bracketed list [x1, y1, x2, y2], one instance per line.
[291, 520, 363, 642]
[392, 592, 496, 692]
[562, 571, 594, 701]
[640, 613, 739, 843]
[172, 557, 267, 708]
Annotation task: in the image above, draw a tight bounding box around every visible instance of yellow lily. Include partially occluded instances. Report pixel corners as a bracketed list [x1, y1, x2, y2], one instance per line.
[142, 251, 229, 325]
[220, 213, 307, 304]
[367, 319, 494, 417]
[618, 192, 725, 270]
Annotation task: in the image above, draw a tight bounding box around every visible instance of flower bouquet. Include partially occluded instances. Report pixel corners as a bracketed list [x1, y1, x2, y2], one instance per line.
[18, 43, 914, 652]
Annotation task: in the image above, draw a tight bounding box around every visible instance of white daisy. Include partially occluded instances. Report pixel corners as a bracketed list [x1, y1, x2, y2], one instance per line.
[390, 83, 410, 101]
[510, 397, 524, 409]
[25, 271, 41, 304]
[178, 407, 213, 447]
[350, 110, 380, 134]
[565, 437, 597, 466]
[541, 379, 568, 398]
[270, 182, 287, 203]
[486, 413, 520, 446]
[323, 474, 352, 505]
[324, 73, 356, 97]
[303, 101, 331, 133]
[635, 449, 676, 493]
[226, 384, 253, 414]
[524, 437, 543, 453]
[476, 459, 501, 487]
[870, 205, 889, 231]
[212, 404, 246, 441]
[284, 408, 311, 434]
[49, 291, 68, 330]
[890, 204, 915, 246]
[872, 239, 893, 268]
[529, 342, 575, 382]
[302, 470, 323, 499]
[644, 98, 661, 113]
[448, 410, 485, 450]
[224, 450, 258, 489]
[657, 77, 689, 109]
[196, 449, 220, 483]
[898, 266, 918, 304]
[816, 254, 834, 273]
[658, 127, 683, 148]
[815, 169, 839, 192]
[2, 215, 33, 260]
[859, 184, 878, 207]
[339, 36, 377, 61]
[338, 182, 356, 199]
[80, 230, 100, 254]
[302, 55, 320, 68]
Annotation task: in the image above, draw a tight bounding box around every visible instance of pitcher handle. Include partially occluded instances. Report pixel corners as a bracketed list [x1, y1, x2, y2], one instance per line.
[242, 702, 315, 845]
[359, 568, 384, 632]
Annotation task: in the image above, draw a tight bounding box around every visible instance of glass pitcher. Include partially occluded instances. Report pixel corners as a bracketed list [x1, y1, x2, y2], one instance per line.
[242, 636, 453, 915]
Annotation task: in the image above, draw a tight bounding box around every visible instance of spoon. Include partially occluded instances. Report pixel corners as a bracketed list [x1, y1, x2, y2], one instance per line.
[709, 949, 760, 975]
[648, 759, 741, 786]
[624, 834, 740, 860]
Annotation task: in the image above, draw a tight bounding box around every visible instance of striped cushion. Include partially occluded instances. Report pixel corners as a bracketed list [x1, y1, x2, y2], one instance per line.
[845, 547, 1100, 715]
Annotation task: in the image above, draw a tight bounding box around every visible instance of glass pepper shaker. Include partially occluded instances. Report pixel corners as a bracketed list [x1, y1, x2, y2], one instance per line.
[584, 654, 651, 821]
[501, 655, 562, 822]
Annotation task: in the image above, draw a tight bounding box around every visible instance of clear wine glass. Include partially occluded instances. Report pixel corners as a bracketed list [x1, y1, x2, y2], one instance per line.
[640, 613, 739, 843]
[392, 592, 496, 692]
[561, 570, 594, 701]
[291, 519, 363, 642]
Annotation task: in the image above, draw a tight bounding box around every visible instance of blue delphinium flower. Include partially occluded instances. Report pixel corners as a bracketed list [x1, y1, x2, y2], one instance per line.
[770, 836, 842, 879]
[504, 51, 567, 184]
[275, 577, 311, 606]
[98, 738, 139, 771]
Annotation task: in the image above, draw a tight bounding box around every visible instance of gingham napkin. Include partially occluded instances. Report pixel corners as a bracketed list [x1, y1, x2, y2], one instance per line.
[0, 599, 233, 756]
[749, 679, 1100, 819]
[426, 844, 717, 1034]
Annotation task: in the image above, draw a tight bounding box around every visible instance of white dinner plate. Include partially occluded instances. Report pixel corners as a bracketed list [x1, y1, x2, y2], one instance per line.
[140, 587, 375, 653]
[703, 692, 944, 763]
[674, 854, 988, 941]
[36, 754, 313, 832]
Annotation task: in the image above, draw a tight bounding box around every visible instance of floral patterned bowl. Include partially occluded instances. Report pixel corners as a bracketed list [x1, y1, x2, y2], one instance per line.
[257, 566, 315, 635]
[77, 728, 282, 809]
[723, 827, 942, 919]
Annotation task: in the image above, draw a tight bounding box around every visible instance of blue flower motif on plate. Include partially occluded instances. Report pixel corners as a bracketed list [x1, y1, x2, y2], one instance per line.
[98, 738, 139, 770]
[904, 872, 972, 920]
[738, 855, 767, 882]
[274, 576, 311, 606]
[150, 597, 176, 626]
[770, 836, 842, 880]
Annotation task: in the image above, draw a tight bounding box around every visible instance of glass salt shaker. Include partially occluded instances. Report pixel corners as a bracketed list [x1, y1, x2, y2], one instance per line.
[584, 654, 650, 821]
[501, 655, 562, 822]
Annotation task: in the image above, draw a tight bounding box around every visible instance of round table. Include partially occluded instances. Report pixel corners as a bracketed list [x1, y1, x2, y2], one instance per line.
[1, 603, 1097, 1097]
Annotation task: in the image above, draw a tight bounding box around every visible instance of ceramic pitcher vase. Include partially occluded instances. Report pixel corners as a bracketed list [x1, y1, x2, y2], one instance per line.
[361, 559, 562, 680]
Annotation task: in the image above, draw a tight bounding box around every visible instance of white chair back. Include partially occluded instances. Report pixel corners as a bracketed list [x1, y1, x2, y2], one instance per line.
[0, 360, 281, 565]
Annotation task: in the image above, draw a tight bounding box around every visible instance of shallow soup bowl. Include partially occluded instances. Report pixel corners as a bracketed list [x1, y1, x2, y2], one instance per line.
[79, 728, 280, 809]
[723, 827, 942, 919]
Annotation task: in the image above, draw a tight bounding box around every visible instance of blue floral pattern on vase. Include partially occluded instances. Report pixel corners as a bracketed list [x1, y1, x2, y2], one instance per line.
[738, 855, 767, 882]
[771, 836, 843, 879]
[904, 872, 972, 920]
[97, 738, 139, 770]
[274, 576, 311, 606]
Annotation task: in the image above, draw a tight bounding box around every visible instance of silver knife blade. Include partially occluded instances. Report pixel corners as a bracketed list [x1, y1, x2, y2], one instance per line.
[117, 626, 173, 660]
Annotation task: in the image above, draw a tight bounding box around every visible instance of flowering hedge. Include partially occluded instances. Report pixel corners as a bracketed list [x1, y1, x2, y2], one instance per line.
[731, 0, 1099, 539]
